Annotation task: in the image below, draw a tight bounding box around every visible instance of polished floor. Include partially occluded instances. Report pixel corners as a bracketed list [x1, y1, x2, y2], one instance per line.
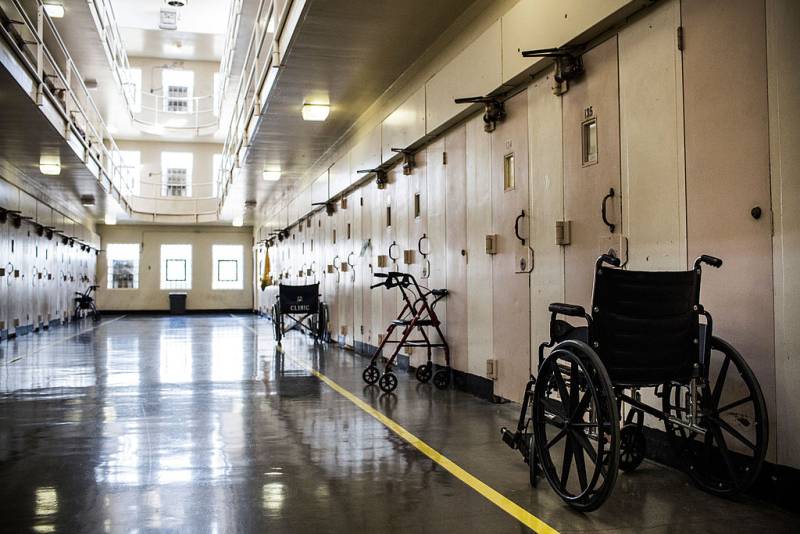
[0, 314, 795, 533]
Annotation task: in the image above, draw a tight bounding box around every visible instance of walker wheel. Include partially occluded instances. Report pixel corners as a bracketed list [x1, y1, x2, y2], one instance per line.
[619, 424, 646, 472]
[415, 363, 432, 383]
[432, 369, 449, 390]
[379, 372, 398, 393]
[362, 365, 380, 385]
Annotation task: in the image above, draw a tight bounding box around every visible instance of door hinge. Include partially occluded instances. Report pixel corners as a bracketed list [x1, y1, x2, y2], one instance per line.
[677, 26, 684, 51]
[442, 152, 447, 165]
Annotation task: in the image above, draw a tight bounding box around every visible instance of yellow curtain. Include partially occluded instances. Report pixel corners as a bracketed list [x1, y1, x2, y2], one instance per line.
[260, 246, 273, 290]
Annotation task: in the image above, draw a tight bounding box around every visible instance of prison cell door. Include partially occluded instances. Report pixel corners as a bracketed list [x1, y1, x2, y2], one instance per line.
[407, 148, 428, 368]
[364, 181, 383, 349]
[682, 0, 776, 460]
[351, 188, 364, 349]
[381, 167, 403, 350]
[340, 194, 355, 348]
[528, 69, 566, 369]
[444, 124, 468, 373]
[426, 137, 448, 369]
[0, 214, 8, 336]
[491, 90, 532, 402]
[562, 36, 623, 311]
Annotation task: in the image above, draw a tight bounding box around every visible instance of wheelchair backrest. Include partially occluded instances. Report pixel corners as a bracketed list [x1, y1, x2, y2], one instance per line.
[591, 267, 700, 385]
[279, 283, 320, 314]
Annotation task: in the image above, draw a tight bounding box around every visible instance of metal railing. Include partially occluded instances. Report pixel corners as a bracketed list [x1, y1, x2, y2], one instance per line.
[0, 0, 135, 207]
[132, 91, 219, 135]
[219, 0, 295, 208]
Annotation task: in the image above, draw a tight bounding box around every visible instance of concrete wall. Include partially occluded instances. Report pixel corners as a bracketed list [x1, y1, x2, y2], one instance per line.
[96, 224, 253, 311]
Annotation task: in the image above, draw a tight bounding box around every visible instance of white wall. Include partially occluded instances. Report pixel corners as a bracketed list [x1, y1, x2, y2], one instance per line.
[96, 224, 253, 311]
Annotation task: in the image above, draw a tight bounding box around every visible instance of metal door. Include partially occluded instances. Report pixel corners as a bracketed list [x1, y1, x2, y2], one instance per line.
[426, 137, 448, 367]
[407, 148, 428, 368]
[491, 90, 532, 402]
[444, 124, 468, 373]
[682, 0, 776, 459]
[563, 36, 623, 311]
[380, 168, 401, 350]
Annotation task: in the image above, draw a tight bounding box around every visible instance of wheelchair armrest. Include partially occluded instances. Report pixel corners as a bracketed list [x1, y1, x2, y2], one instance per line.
[548, 303, 586, 318]
[695, 255, 723, 269]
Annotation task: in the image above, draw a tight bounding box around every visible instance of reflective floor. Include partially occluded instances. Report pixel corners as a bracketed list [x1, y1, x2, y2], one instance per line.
[0, 314, 795, 533]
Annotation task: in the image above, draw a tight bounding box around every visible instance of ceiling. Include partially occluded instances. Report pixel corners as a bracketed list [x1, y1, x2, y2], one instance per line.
[110, 0, 232, 34]
[226, 0, 480, 221]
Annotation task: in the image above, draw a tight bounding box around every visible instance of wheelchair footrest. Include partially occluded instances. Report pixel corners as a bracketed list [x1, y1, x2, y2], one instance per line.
[500, 427, 518, 450]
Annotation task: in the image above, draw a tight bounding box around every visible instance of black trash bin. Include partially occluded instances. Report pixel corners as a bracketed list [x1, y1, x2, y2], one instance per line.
[169, 292, 187, 315]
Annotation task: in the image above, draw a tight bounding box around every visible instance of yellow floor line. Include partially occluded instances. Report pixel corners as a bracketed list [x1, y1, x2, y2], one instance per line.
[236, 315, 558, 534]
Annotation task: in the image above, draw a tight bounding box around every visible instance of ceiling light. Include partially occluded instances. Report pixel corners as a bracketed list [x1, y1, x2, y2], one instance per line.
[104, 214, 117, 225]
[39, 162, 61, 175]
[232, 216, 244, 227]
[43, 2, 64, 18]
[301, 103, 330, 122]
[263, 169, 281, 181]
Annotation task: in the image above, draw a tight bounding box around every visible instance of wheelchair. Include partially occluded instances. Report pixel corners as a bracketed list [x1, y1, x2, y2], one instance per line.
[500, 254, 768, 511]
[74, 285, 101, 321]
[272, 283, 327, 344]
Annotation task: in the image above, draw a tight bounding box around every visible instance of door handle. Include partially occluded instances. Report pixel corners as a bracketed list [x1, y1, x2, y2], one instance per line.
[601, 188, 616, 233]
[417, 233, 429, 256]
[514, 210, 526, 245]
[388, 241, 399, 262]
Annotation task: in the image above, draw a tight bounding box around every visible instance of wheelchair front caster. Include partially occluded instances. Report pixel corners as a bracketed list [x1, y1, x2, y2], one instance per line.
[379, 372, 398, 393]
[362, 365, 380, 385]
[619, 424, 646, 472]
[432, 369, 449, 390]
[415, 363, 432, 383]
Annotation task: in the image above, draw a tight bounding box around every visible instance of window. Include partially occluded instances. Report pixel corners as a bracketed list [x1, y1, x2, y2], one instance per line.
[162, 69, 194, 113]
[503, 153, 515, 191]
[212, 153, 223, 198]
[161, 152, 193, 197]
[161, 244, 192, 290]
[582, 118, 598, 166]
[126, 68, 142, 113]
[117, 150, 141, 195]
[107, 244, 140, 289]
[213, 245, 244, 290]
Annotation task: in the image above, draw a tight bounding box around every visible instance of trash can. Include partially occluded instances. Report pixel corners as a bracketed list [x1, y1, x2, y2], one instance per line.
[169, 292, 187, 315]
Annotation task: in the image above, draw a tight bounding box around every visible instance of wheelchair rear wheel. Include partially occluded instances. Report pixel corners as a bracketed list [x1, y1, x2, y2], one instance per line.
[662, 336, 768, 496]
[532, 341, 620, 512]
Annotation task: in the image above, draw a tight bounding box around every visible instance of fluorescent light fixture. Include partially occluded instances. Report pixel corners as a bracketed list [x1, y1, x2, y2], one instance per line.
[263, 168, 281, 181]
[232, 216, 244, 227]
[40, 163, 61, 175]
[104, 214, 117, 225]
[301, 103, 330, 122]
[39, 154, 61, 175]
[43, 2, 64, 18]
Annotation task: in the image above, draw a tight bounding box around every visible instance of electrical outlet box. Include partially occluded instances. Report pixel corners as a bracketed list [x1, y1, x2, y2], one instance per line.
[485, 234, 498, 254]
[403, 249, 415, 264]
[556, 220, 572, 245]
[486, 358, 498, 380]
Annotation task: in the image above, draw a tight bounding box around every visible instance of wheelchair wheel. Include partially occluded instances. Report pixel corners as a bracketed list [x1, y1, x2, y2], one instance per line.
[362, 365, 380, 385]
[315, 303, 328, 342]
[432, 369, 450, 390]
[619, 424, 646, 472]
[662, 336, 768, 496]
[415, 363, 432, 383]
[532, 341, 620, 512]
[379, 371, 398, 393]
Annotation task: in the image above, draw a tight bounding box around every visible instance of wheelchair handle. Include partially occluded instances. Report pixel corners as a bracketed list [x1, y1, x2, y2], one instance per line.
[597, 253, 621, 268]
[695, 255, 723, 269]
[601, 188, 616, 233]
